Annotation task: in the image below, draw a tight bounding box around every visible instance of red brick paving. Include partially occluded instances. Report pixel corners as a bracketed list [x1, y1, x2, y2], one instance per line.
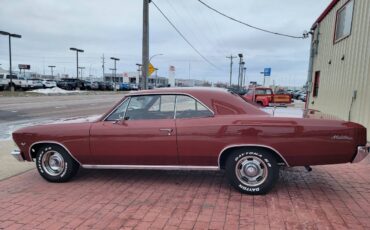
[0, 161, 369, 230]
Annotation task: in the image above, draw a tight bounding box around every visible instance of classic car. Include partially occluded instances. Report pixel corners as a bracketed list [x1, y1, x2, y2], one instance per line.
[11, 88, 369, 194]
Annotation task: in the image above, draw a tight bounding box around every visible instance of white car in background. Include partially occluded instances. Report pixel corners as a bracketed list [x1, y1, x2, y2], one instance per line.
[18, 78, 43, 90]
[42, 79, 57, 88]
[0, 73, 8, 90]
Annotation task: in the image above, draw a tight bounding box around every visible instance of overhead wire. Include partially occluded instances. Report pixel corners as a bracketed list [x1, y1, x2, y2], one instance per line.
[198, 0, 308, 39]
[151, 0, 222, 70]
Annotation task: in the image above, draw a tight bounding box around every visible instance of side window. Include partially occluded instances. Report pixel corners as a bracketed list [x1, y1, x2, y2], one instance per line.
[106, 99, 130, 121]
[175, 95, 213, 119]
[334, 0, 354, 43]
[126, 95, 175, 120]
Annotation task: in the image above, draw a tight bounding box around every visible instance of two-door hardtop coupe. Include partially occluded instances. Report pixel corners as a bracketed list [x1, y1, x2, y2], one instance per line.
[11, 88, 369, 194]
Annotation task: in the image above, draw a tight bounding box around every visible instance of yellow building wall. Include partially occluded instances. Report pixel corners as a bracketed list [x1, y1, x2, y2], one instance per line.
[308, 0, 370, 141]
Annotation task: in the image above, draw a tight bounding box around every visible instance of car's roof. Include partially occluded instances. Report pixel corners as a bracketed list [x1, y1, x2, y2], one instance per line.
[126, 87, 268, 116]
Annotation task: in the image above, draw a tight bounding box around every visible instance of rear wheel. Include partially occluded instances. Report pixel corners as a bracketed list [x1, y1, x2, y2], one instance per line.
[225, 148, 279, 195]
[36, 145, 79, 182]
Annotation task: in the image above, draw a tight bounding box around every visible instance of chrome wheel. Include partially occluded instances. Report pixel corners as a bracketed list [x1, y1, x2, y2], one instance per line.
[235, 156, 268, 187]
[41, 151, 65, 176]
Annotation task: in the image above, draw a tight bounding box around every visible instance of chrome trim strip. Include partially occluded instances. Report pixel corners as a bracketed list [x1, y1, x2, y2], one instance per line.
[82, 164, 219, 171]
[10, 149, 25, 161]
[217, 144, 290, 168]
[107, 93, 215, 121]
[29, 141, 82, 165]
[352, 144, 370, 163]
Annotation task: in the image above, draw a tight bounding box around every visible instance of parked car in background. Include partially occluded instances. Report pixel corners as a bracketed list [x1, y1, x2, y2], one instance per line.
[0, 73, 8, 90]
[11, 88, 369, 195]
[243, 87, 292, 107]
[85, 81, 99, 90]
[42, 80, 57, 88]
[57, 78, 85, 90]
[97, 81, 106, 90]
[105, 82, 115, 91]
[299, 93, 307, 102]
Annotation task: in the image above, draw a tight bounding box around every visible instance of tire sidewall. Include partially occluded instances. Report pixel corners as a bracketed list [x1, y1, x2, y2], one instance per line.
[226, 149, 279, 195]
[36, 145, 73, 182]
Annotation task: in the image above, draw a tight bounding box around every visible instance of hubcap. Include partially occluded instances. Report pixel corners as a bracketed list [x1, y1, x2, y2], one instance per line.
[41, 151, 65, 176]
[235, 156, 268, 187]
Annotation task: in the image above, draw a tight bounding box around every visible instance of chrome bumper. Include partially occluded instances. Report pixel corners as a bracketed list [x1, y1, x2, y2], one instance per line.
[352, 145, 370, 163]
[10, 149, 25, 162]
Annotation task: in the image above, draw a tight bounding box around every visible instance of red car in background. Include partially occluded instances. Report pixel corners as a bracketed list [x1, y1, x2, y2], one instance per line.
[243, 87, 292, 107]
[11, 88, 369, 194]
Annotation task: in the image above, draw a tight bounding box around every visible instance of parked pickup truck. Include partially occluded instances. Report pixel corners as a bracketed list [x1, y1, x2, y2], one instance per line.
[243, 87, 292, 107]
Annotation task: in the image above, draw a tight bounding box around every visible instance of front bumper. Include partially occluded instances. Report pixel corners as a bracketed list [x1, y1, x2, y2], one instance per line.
[352, 144, 370, 163]
[10, 149, 25, 162]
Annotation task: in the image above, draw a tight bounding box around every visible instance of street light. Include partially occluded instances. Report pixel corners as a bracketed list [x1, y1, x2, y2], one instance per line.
[136, 63, 142, 89]
[69, 47, 84, 79]
[110, 57, 120, 85]
[0, 31, 22, 92]
[48, 65, 56, 78]
[149, 53, 163, 62]
[78, 67, 85, 79]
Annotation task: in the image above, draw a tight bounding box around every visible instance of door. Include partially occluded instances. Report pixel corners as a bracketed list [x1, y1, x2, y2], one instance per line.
[90, 95, 178, 165]
[174, 95, 218, 166]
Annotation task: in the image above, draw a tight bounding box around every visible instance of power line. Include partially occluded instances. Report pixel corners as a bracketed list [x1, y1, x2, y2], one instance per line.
[151, 0, 222, 70]
[198, 0, 308, 39]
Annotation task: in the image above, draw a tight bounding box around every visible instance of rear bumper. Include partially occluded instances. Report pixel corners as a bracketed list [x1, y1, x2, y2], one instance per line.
[352, 144, 370, 163]
[10, 149, 25, 162]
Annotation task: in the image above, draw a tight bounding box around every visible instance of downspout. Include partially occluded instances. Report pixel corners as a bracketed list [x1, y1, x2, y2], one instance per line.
[306, 23, 319, 109]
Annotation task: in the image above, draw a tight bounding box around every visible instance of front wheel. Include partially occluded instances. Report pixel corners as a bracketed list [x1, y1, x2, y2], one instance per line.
[225, 148, 279, 195]
[36, 145, 79, 182]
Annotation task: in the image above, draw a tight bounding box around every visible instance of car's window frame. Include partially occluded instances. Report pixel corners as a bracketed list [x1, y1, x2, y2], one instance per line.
[174, 94, 214, 119]
[103, 93, 214, 122]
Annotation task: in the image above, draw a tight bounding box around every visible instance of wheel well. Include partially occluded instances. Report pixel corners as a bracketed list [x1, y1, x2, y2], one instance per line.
[218, 146, 287, 169]
[30, 142, 78, 164]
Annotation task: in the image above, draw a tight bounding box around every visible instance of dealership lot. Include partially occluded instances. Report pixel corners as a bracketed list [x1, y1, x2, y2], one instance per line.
[0, 93, 369, 229]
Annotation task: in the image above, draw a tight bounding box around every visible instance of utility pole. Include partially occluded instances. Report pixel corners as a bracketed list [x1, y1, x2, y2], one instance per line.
[243, 67, 247, 87]
[101, 54, 105, 79]
[142, 0, 150, 90]
[48, 65, 56, 79]
[226, 55, 237, 87]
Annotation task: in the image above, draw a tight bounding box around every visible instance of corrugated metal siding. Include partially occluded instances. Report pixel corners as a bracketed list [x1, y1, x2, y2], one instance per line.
[309, 0, 370, 141]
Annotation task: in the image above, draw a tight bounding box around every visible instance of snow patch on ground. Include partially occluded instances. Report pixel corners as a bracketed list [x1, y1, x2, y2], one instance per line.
[29, 87, 85, 95]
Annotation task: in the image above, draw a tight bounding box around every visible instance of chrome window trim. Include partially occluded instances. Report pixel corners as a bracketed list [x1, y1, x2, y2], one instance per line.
[82, 164, 218, 171]
[103, 97, 130, 121]
[217, 144, 290, 168]
[174, 94, 214, 119]
[103, 93, 214, 122]
[29, 141, 82, 165]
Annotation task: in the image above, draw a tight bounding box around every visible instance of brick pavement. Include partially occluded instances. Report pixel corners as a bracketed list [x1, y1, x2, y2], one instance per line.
[0, 161, 369, 230]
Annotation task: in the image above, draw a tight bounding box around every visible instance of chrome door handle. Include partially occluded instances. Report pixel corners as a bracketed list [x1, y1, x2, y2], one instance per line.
[159, 128, 173, 135]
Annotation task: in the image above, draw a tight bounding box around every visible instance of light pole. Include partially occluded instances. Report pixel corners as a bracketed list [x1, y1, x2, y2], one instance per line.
[69, 47, 84, 79]
[226, 55, 237, 87]
[237, 54, 243, 90]
[149, 53, 163, 62]
[78, 67, 85, 79]
[0, 31, 22, 92]
[136, 63, 142, 89]
[243, 67, 247, 87]
[48, 65, 56, 79]
[110, 57, 120, 84]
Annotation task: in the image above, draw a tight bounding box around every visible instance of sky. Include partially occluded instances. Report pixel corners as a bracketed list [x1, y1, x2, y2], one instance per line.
[0, 0, 331, 86]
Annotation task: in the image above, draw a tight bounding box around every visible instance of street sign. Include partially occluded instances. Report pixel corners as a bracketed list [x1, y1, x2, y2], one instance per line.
[264, 68, 271, 77]
[18, 64, 31, 70]
[148, 63, 155, 76]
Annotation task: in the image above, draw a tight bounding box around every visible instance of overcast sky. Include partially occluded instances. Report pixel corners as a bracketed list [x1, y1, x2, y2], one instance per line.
[0, 0, 331, 86]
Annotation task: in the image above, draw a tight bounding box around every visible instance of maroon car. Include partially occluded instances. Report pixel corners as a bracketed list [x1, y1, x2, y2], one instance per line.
[11, 88, 369, 194]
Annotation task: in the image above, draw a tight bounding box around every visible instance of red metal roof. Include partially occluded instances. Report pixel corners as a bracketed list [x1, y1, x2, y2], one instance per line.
[312, 0, 340, 30]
